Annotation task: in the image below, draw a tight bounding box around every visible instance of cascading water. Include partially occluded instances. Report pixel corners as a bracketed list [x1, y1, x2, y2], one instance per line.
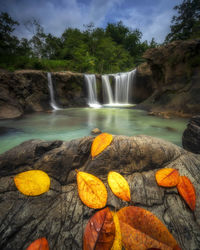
[102, 75, 114, 104]
[84, 74, 101, 108]
[47, 72, 60, 110]
[102, 69, 136, 106]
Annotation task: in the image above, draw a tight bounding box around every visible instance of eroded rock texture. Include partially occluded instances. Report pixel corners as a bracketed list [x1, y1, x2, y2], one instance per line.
[183, 115, 200, 154]
[135, 39, 200, 117]
[0, 135, 200, 249]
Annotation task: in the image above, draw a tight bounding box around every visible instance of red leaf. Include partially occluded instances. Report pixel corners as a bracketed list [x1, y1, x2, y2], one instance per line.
[177, 176, 196, 211]
[26, 237, 49, 250]
[83, 207, 115, 250]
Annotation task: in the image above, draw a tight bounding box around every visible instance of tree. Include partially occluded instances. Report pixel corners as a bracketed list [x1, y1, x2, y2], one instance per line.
[106, 21, 129, 45]
[0, 12, 19, 56]
[43, 34, 61, 59]
[28, 19, 47, 58]
[166, 0, 200, 42]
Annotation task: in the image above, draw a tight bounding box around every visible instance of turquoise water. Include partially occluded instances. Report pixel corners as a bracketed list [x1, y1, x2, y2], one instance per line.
[0, 108, 188, 154]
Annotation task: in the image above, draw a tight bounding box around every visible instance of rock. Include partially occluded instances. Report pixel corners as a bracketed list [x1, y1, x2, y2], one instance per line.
[136, 39, 200, 117]
[91, 128, 102, 135]
[133, 62, 154, 103]
[182, 115, 200, 154]
[52, 71, 87, 107]
[0, 135, 200, 249]
[0, 70, 87, 119]
[0, 103, 23, 119]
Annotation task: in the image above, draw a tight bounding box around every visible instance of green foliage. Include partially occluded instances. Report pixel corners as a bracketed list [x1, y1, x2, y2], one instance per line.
[0, 12, 159, 73]
[166, 0, 200, 42]
[0, 12, 20, 56]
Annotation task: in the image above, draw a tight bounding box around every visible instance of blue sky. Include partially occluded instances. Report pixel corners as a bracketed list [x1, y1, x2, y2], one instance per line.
[1, 0, 183, 43]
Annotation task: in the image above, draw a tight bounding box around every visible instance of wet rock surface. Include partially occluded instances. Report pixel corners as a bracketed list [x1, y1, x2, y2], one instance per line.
[182, 115, 200, 154]
[0, 135, 200, 249]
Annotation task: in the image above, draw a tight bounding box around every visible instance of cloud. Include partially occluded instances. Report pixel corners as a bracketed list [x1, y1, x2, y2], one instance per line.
[1, 0, 182, 42]
[1, 0, 124, 38]
[113, 0, 183, 43]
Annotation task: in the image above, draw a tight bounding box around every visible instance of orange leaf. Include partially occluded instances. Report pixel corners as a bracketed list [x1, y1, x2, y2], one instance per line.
[120, 222, 171, 250]
[177, 176, 196, 211]
[108, 171, 131, 202]
[76, 170, 107, 209]
[83, 207, 115, 250]
[155, 168, 179, 187]
[117, 206, 180, 249]
[26, 237, 49, 250]
[91, 133, 113, 159]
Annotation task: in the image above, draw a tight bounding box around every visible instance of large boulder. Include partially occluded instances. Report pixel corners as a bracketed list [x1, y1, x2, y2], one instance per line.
[135, 39, 200, 117]
[0, 135, 199, 249]
[182, 115, 200, 154]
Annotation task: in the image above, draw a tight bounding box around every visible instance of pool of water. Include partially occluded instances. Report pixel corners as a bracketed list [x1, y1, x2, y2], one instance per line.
[0, 108, 188, 154]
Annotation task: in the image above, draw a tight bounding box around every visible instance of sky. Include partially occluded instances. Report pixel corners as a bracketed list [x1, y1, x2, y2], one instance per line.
[1, 0, 183, 43]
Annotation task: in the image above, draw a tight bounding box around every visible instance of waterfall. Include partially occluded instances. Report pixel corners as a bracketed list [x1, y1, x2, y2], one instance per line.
[114, 69, 136, 104]
[84, 74, 101, 108]
[102, 69, 136, 105]
[47, 72, 60, 110]
[102, 75, 114, 104]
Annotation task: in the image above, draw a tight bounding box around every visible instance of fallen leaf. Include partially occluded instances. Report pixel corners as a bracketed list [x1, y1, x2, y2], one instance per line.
[177, 176, 196, 211]
[83, 207, 115, 250]
[155, 168, 179, 187]
[14, 170, 50, 196]
[120, 222, 171, 250]
[76, 170, 107, 209]
[111, 212, 122, 250]
[147, 248, 162, 250]
[26, 237, 49, 250]
[108, 171, 131, 202]
[91, 133, 113, 159]
[117, 206, 180, 249]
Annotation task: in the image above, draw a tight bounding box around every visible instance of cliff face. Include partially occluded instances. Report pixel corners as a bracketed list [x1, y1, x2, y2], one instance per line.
[52, 72, 86, 107]
[135, 39, 200, 117]
[0, 70, 86, 119]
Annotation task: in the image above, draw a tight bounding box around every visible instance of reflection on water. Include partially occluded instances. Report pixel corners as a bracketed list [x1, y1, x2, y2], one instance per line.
[0, 108, 188, 154]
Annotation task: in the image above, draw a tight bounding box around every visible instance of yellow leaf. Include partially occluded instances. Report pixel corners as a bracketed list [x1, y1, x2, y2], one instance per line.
[91, 133, 113, 159]
[76, 170, 107, 209]
[14, 170, 50, 196]
[108, 171, 131, 202]
[111, 212, 122, 250]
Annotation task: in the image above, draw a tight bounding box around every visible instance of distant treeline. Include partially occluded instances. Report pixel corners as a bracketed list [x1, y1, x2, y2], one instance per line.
[0, 0, 199, 73]
[0, 13, 158, 73]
